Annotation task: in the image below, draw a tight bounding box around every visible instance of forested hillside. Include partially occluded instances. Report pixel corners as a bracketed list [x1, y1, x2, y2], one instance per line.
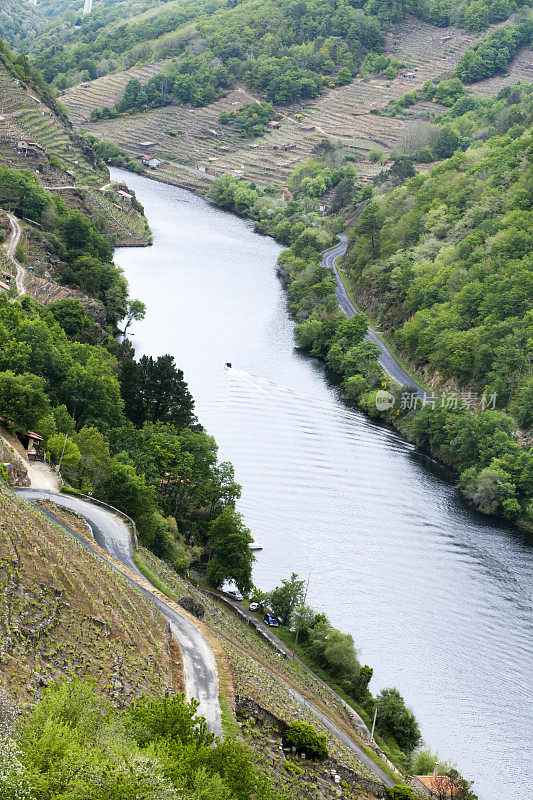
[344, 97, 532, 416]
[204, 81, 533, 526]
[4, 0, 529, 100]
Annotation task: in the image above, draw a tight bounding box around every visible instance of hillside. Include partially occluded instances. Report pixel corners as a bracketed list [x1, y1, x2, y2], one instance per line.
[0, 39, 150, 246]
[57, 18, 531, 192]
[343, 116, 532, 412]
[0, 482, 176, 704]
[62, 18, 477, 187]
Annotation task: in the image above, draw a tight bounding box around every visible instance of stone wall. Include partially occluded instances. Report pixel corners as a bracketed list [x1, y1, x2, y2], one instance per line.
[0, 439, 29, 487]
[236, 696, 387, 798]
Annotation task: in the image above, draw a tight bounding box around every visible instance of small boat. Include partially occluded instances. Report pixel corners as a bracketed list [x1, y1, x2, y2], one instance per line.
[249, 541, 263, 551]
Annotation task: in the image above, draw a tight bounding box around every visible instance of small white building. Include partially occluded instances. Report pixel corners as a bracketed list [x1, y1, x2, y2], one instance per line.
[141, 155, 162, 169]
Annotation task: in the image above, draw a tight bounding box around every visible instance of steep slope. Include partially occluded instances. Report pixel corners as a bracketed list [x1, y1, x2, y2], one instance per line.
[0, 39, 150, 245]
[0, 481, 178, 705]
[63, 18, 482, 189]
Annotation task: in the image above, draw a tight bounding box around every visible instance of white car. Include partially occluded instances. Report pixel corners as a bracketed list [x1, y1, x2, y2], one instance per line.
[249, 602, 261, 612]
[226, 589, 244, 601]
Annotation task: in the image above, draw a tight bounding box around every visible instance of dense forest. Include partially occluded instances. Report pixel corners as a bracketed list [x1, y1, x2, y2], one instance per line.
[1, 0, 528, 102]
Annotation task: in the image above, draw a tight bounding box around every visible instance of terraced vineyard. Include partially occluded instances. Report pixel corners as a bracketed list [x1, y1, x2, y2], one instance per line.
[138, 547, 392, 780]
[0, 484, 175, 704]
[0, 63, 105, 185]
[61, 17, 491, 188]
[61, 60, 173, 125]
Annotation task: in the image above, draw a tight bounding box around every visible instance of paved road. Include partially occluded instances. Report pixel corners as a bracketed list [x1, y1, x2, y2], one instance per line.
[216, 592, 371, 736]
[284, 687, 394, 788]
[15, 489, 222, 736]
[15, 487, 394, 785]
[204, 590, 395, 787]
[6, 214, 25, 296]
[17, 489, 396, 786]
[322, 235, 426, 398]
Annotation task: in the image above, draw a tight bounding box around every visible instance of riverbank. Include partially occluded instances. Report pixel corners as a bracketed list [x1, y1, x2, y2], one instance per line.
[107, 160, 533, 531]
[111, 168, 533, 800]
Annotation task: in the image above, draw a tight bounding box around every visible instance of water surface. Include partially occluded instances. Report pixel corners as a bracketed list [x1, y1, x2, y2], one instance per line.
[111, 168, 532, 800]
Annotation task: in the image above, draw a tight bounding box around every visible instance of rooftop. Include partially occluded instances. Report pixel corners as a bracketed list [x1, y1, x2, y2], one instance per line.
[416, 775, 459, 796]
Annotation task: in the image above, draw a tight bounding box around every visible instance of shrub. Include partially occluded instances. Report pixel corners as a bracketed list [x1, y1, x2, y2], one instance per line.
[387, 786, 416, 800]
[411, 747, 438, 775]
[14, 243, 27, 263]
[283, 721, 328, 761]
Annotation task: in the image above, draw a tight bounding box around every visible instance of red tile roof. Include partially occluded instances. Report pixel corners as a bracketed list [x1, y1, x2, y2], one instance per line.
[416, 775, 458, 796]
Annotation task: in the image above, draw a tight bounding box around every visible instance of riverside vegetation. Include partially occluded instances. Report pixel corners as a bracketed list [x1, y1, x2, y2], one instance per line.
[0, 73, 476, 795]
[207, 83, 533, 527]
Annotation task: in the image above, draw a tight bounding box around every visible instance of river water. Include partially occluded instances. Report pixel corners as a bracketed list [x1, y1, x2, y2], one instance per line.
[111, 168, 532, 799]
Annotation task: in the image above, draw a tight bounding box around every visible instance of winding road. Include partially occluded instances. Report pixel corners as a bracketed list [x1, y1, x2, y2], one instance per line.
[5, 213, 25, 296]
[322, 235, 426, 397]
[15, 488, 222, 736]
[14, 488, 395, 787]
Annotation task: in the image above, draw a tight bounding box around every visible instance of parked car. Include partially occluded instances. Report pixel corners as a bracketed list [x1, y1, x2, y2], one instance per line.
[249, 602, 261, 612]
[263, 613, 279, 627]
[226, 589, 243, 601]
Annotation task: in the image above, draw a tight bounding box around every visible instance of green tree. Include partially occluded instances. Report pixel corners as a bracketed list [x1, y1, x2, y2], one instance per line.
[99, 461, 155, 521]
[375, 688, 421, 754]
[61, 357, 124, 430]
[122, 298, 146, 336]
[411, 747, 438, 775]
[120, 354, 196, 429]
[268, 573, 305, 624]
[49, 299, 100, 344]
[433, 125, 461, 159]
[125, 693, 214, 752]
[0, 370, 49, 431]
[283, 721, 328, 761]
[47, 433, 81, 469]
[207, 507, 254, 594]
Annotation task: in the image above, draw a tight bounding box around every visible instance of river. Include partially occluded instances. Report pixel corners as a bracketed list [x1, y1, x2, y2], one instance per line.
[111, 168, 532, 800]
